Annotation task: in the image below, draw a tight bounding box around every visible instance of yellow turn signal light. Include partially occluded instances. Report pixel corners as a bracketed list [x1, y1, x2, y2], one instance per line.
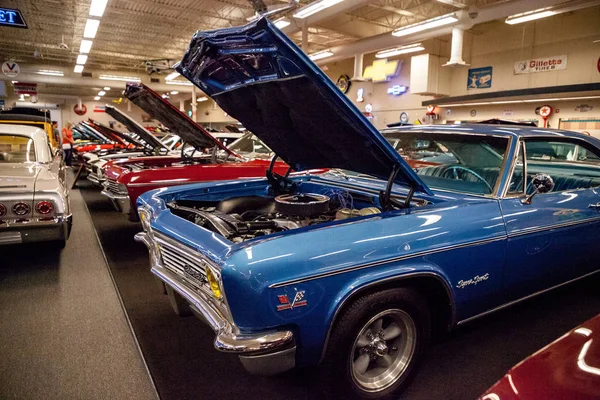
[206, 267, 222, 299]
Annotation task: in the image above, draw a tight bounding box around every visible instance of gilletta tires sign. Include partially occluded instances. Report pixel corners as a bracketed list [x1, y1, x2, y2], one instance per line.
[514, 55, 567, 74]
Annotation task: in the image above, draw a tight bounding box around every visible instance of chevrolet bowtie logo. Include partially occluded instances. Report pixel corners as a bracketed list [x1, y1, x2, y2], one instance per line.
[363, 59, 401, 82]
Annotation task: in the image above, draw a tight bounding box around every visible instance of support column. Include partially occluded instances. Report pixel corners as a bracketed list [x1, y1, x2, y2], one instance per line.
[191, 87, 197, 122]
[179, 100, 185, 112]
[443, 27, 468, 67]
[302, 21, 308, 53]
[352, 53, 364, 81]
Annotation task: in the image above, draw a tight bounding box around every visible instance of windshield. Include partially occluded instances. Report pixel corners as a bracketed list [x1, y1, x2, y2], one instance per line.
[382, 131, 509, 195]
[229, 133, 273, 158]
[0, 134, 36, 163]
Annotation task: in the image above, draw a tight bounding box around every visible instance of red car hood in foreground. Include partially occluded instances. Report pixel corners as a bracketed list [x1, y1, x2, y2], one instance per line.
[480, 314, 600, 400]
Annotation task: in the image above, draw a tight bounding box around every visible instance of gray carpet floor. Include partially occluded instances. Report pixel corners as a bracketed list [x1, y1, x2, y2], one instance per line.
[0, 176, 158, 400]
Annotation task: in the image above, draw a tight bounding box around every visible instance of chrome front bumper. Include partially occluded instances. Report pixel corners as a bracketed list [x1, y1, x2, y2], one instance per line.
[86, 172, 105, 186]
[0, 215, 71, 245]
[101, 190, 131, 215]
[135, 231, 295, 374]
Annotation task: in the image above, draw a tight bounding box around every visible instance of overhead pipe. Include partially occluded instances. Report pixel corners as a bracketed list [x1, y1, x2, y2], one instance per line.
[313, 0, 575, 64]
[352, 53, 364, 81]
[443, 26, 469, 67]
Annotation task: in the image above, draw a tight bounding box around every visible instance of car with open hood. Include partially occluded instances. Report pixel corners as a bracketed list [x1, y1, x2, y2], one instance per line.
[83, 109, 182, 186]
[134, 19, 600, 399]
[0, 123, 71, 247]
[101, 82, 293, 221]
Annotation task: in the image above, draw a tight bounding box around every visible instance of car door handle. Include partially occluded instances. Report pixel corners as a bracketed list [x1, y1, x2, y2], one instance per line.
[588, 203, 600, 209]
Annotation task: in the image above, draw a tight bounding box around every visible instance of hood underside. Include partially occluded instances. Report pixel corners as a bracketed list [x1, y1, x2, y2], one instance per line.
[104, 105, 167, 151]
[124, 83, 235, 157]
[176, 18, 430, 194]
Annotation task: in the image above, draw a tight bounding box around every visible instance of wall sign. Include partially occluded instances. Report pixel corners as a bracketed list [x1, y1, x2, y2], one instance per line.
[2, 61, 20, 78]
[539, 105, 553, 128]
[73, 104, 87, 116]
[0, 8, 27, 29]
[399, 112, 409, 124]
[470, 109, 477, 117]
[336, 75, 351, 94]
[387, 85, 408, 96]
[363, 59, 401, 82]
[13, 82, 36, 95]
[93, 105, 106, 113]
[467, 66, 492, 89]
[575, 104, 594, 112]
[426, 105, 438, 115]
[514, 55, 567, 75]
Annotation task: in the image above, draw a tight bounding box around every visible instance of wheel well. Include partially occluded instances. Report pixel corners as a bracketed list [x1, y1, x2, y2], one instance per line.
[331, 276, 454, 340]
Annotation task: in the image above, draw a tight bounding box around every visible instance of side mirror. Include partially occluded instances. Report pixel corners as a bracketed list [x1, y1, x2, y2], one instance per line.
[522, 174, 554, 204]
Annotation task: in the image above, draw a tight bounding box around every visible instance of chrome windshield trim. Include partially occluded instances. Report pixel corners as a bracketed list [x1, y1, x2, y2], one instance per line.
[457, 269, 600, 326]
[269, 235, 507, 288]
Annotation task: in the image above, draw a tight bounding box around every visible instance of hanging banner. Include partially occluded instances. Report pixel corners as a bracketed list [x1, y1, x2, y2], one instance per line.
[467, 66, 492, 89]
[93, 105, 106, 113]
[13, 82, 37, 95]
[514, 55, 567, 74]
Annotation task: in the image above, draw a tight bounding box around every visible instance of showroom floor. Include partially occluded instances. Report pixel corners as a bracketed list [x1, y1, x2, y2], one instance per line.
[1, 176, 599, 400]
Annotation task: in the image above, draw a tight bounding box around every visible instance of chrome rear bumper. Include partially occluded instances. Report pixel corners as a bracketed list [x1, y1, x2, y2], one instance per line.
[135, 231, 295, 374]
[0, 215, 71, 245]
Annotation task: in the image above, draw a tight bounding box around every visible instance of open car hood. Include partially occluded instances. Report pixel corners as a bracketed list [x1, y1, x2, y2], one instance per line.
[176, 18, 430, 193]
[124, 83, 235, 156]
[104, 105, 167, 151]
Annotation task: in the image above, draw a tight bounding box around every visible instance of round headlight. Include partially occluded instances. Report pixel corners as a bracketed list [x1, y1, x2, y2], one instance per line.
[205, 267, 222, 299]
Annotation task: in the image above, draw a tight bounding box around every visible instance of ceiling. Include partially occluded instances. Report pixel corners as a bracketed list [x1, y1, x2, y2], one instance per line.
[0, 0, 510, 74]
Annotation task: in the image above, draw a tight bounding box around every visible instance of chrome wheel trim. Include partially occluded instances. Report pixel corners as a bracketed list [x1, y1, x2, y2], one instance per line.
[349, 309, 417, 393]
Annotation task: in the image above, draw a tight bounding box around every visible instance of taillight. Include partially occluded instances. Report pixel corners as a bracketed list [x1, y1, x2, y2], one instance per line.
[36, 201, 54, 215]
[0, 203, 6, 217]
[12, 202, 31, 216]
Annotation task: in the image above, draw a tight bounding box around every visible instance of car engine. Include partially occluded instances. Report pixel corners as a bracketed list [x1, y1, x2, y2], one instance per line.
[167, 192, 381, 243]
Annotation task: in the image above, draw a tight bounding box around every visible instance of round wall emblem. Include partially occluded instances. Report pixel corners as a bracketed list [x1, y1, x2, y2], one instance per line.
[73, 103, 87, 116]
[470, 109, 477, 117]
[2, 61, 20, 78]
[365, 103, 373, 113]
[336, 74, 351, 94]
[399, 112, 409, 124]
[539, 105, 553, 117]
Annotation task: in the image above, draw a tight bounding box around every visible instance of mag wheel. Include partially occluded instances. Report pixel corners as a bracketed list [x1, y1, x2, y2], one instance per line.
[350, 309, 416, 393]
[320, 288, 429, 399]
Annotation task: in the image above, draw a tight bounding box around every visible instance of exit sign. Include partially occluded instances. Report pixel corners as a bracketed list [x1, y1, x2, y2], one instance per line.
[0, 8, 27, 29]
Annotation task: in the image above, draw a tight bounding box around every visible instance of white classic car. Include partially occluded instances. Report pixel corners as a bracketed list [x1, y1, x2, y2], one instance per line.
[0, 123, 72, 247]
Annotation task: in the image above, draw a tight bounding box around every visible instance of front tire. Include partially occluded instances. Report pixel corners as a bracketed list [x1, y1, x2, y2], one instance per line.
[320, 288, 430, 399]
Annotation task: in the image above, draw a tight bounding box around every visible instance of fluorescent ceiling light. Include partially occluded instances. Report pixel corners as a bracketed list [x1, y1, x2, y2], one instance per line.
[94, 96, 101, 100]
[197, 97, 208, 102]
[442, 95, 600, 107]
[99, 74, 141, 82]
[392, 13, 458, 37]
[170, 90, 179, 95]
[74, 65, 84, 73]
[37, 69, 64, 76]
[103, 86, 111, 90]
[79, 39, 93, 54]
[274, 18, 290, 29]
[165, 71, 180, 81]
[505, 8, 556, 25]
[83, 19, 100, 38]
[165, 80, 193, 86]
[376, 43, 425, 58]
[89, 0, 108, 17]
[308, 50, 334, 61]
[293, 0, 344, 19]
[98, 90, 106, 96]
[76, 54, 88, 65]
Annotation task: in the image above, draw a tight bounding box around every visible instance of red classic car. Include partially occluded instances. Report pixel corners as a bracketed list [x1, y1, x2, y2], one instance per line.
[101, 83, 294, 220]
[479, 314, 600, 400]
[73, 120, 135, 153]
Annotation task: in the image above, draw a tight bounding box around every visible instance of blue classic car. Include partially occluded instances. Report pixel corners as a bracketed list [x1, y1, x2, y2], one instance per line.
[135, 19, 600, 399]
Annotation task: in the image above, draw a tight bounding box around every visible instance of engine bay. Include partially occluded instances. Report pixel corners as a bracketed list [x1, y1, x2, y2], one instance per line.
[167, 190, 386, 243]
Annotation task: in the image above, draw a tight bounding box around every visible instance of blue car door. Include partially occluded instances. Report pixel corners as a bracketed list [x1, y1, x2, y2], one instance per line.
[500, 139, 600, 301]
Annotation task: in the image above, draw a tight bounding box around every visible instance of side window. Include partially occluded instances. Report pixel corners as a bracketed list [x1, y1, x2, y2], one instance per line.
[508, 142, 525, 195]
[525, 139, 600, 193]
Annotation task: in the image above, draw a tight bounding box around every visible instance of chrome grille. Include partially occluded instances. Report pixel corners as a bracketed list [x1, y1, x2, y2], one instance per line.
[105, 179, 122, 194]
[154, 233, 210, 293]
